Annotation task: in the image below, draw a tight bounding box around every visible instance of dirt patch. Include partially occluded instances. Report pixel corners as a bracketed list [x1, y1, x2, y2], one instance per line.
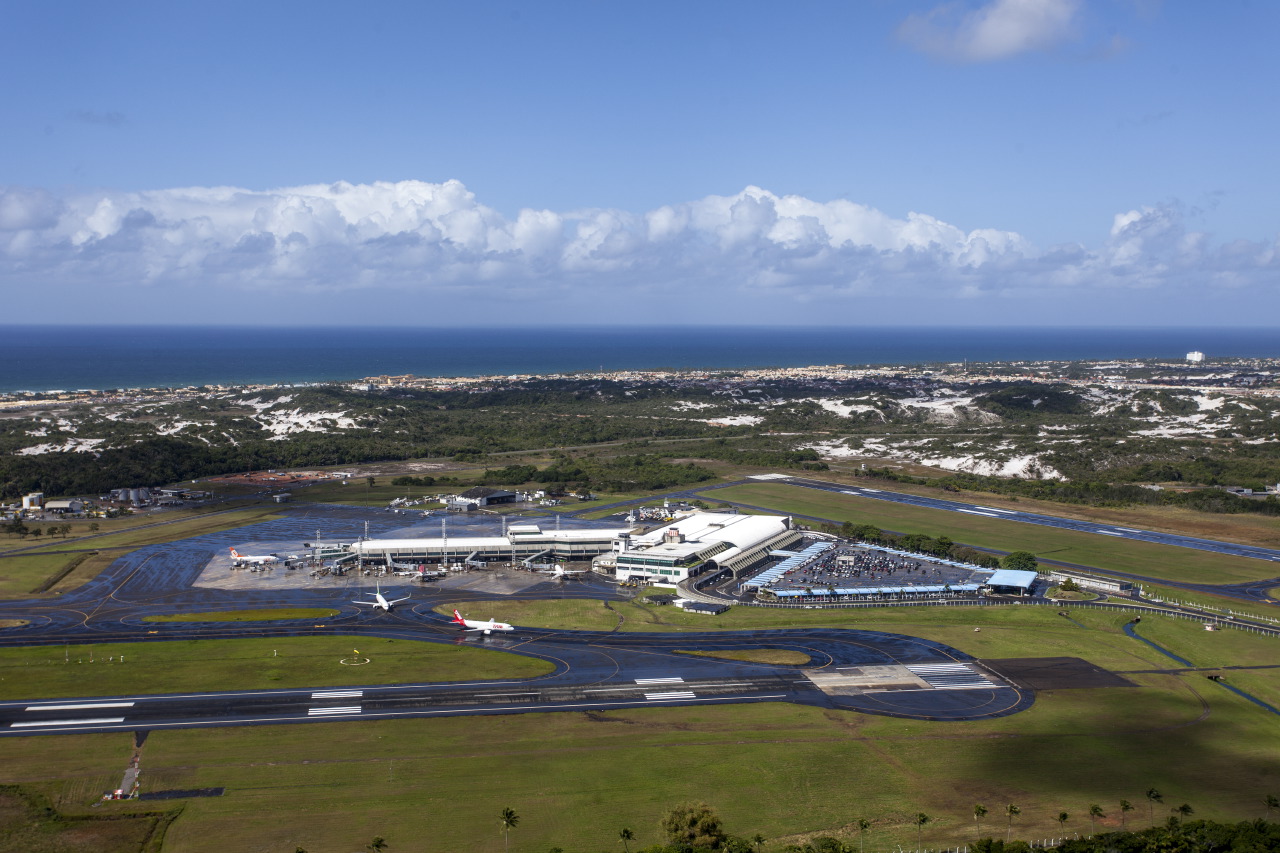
[980, 657, 1135, 690]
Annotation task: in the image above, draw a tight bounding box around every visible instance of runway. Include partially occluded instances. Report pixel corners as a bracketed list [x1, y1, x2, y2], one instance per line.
[0, 620, 1032, 736]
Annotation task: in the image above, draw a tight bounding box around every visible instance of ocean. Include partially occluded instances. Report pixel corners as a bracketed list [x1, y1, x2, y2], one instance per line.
[0, 325, 1276, 393]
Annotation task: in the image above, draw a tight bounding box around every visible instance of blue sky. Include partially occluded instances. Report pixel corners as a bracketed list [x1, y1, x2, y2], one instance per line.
[2, 1, 1277, 326]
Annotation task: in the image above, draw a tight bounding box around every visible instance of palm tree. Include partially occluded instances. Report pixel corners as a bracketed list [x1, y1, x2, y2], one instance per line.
[914, 813, 930, 849]
[1119, 799, 1134, 829]
[1264, 794, 1279, 819]
[500, 807, 519, 853]
[1005, 804, 1020, 842]
[1055, 812, 1069, 834]
[974, 804, 988, 836]
[856, 819, 870, 853]
[367, 838, 387, 852]
[752, 833, 766, 852]
[1173, 803, 1194, 823]
[618, 827, 634, 853]
[1146, 788, 1163, 825]
[1088, 804, 1105, 835]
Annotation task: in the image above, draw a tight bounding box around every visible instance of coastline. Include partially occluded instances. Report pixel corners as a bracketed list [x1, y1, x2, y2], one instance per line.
[1, 324, 1277, 396]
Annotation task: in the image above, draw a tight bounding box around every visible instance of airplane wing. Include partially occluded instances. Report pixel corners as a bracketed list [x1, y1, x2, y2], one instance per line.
[388, 596, 411, 605]
[352, 599, 378, 606]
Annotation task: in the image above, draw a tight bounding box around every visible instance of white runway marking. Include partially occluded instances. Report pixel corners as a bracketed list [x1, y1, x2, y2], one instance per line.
[1096, 530, 1124, 536]
[11, 717, 126, 728]
[975, 506, 1017, 514]
[307, 706, 362, 716]
[644, 691, 697, 701]
[635, 677, 685, 685]
[311, 690, 363, 699]
[956, 509, 998, 517]
[26, 702, 134, 711]
[907, 663, 993, 690]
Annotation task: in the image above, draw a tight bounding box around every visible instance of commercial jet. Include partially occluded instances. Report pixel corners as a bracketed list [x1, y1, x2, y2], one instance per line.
[353, 583, 410, 612]
[451, 609, 514, 635]
[540, 565, 588, 579]
[229, 547, 278, 566]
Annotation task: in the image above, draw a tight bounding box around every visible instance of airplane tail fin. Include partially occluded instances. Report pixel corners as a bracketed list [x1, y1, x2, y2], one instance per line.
[452, 609, 466, 625]
[229, 548, 240, 558]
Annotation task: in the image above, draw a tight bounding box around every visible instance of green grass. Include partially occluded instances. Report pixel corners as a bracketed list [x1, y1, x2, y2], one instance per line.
[1135, 580, 1280, 624]
[707, 482, 1278, 586]
[19, 508, 284, 554]
[5, 603, 1280, 852]
[141, 608, 342, 623]
[0, 552, 84, 597]
[0, 636, 553, 700]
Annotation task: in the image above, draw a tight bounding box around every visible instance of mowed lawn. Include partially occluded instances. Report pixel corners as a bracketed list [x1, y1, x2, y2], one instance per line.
[0, 552, 85, 598]
[708, 482, 1277, 585]
[0, 636, 553, 700]
[5, 605, 1280, 852]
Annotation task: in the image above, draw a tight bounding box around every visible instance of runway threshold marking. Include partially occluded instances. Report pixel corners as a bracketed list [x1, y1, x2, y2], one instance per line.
[311, 690, 363, 699]
[906, 663, 994, 690]
[307, 706, 362, 716]
[645, 691, 697, 701]
[11, 717, 126, 728]
[635, 677, 684, 685]
[26, 702, 135, 711]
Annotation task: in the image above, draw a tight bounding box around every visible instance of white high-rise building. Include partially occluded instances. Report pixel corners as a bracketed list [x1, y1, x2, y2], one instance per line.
[1186, 351, 1205, 363]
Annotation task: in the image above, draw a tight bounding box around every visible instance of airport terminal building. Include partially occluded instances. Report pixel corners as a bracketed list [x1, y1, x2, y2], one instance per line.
[601, 512, 800, 584]
[345, 522, 629, 566]
[342, 511, 798, 583]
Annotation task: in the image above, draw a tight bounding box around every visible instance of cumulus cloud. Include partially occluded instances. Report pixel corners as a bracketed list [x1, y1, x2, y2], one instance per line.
[899, 0, 1079, 62]
[0, 180, 1275, 316]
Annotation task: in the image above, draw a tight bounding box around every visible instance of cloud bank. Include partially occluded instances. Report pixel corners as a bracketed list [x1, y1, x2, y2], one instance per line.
[0, 179, 1276, 320]
[898, 0, 1079, 62]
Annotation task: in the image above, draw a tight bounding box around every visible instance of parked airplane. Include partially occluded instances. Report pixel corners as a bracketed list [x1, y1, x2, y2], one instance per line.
[229, 547, 278, 566]
[353, 583, 410, 612]
[539, 565, 588, 579]
[451, 609, 514, 635]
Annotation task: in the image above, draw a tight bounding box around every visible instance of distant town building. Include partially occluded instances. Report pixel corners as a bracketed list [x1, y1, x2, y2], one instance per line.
[1186, 351, 1205, 363]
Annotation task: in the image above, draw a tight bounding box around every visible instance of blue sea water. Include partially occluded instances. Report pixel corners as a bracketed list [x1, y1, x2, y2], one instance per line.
[0, 325, 1276, 393]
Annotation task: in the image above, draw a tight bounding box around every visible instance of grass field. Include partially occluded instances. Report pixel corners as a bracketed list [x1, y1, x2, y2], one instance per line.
[18, 508, 285, 555]
[819, 467, 1280, 551]
[0, 552, 85, 598]
[0, 636, 553, 701]
[6, 604, 1278, 853]
[141, 608, 342, 623]
[707, 482, 1278, 586]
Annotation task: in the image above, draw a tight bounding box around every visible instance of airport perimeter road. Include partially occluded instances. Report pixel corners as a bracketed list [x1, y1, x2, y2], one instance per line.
[0, 627, 1032, 736]
[717, 476, 1280, 564]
